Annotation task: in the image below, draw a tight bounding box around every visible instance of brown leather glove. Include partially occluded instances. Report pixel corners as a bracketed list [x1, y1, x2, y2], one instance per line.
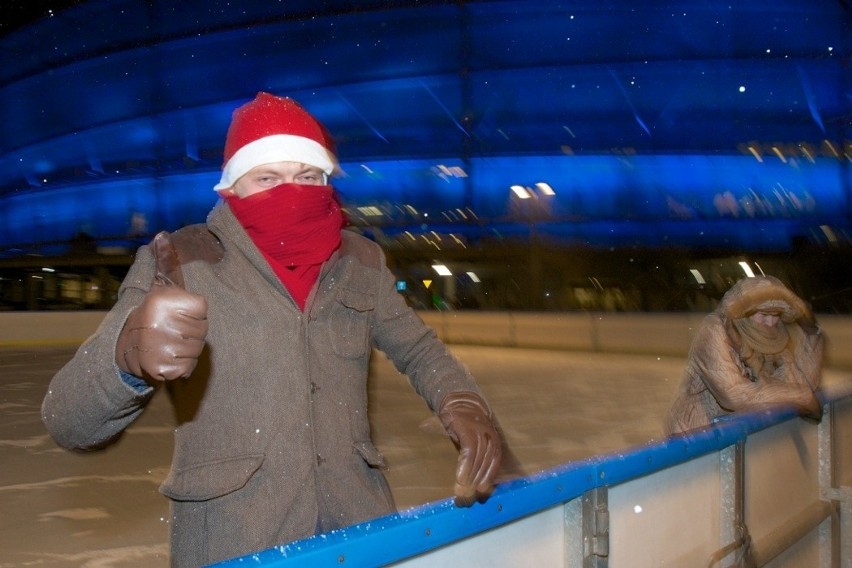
[438, 391, 503, 507]
[115, 233, 208, 382]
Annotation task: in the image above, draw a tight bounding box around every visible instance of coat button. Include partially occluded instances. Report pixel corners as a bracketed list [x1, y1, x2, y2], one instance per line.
[310, 382, 320, 394]
[316, 454, 326, 466]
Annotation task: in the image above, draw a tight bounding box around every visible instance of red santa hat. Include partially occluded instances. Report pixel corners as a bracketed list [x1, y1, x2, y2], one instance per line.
[214, 92, 337, 191]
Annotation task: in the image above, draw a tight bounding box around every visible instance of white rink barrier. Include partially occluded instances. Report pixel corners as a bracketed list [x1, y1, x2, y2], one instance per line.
[2, 310, 849, 369]
[417, 311, 852, 370]
[3, 310, 849, 566]
[211, 386, 852, 567]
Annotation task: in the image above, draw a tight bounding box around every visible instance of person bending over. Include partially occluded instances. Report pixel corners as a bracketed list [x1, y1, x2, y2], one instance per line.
[665, 275, 823, 435]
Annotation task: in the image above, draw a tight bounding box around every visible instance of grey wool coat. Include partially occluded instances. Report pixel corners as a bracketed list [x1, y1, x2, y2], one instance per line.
[42, 201, 485, 567]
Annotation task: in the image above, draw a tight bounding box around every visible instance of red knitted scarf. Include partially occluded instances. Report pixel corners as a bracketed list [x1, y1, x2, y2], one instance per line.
[227, 183, 343, 310]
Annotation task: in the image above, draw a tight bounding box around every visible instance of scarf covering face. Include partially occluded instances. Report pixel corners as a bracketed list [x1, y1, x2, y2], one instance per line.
[720, 276, 806, 382]
[227, 183, 344, 310]
[731, 317, 790, 380]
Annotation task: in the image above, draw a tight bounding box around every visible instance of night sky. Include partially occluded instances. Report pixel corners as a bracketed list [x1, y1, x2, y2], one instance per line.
[2, 0, 84, 38]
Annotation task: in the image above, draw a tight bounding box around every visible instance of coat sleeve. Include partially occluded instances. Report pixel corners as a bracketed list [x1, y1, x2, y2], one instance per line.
[689, 315, 821, 417]
[41, 246, 159, 450]
[785, 324, 823, 392]
[367, 251, 483, 413]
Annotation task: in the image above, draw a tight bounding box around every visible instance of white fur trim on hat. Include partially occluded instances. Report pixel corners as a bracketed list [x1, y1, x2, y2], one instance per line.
[213, 134, 336, 191]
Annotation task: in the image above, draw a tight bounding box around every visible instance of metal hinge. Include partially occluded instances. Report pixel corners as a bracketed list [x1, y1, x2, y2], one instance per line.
[583, 487, 609, 567]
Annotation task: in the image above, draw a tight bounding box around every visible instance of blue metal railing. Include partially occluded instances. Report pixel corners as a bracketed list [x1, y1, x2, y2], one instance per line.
[209, 399, 835, 567]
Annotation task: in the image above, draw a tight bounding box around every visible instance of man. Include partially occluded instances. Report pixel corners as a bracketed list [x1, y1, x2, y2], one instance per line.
[42, 92, 503, 566]
[664, 275, 823, 435]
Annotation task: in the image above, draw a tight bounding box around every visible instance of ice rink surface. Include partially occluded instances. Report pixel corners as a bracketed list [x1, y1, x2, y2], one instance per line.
[1, 345, 849, 567]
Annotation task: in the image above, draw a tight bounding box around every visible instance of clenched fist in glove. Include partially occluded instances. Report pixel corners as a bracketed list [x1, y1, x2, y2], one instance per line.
[438, 391, 503, 507]
[115, 232, 208, 382]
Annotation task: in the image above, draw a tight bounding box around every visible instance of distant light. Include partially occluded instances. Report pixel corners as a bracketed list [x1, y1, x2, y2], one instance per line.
[466, 271, 481, 283]
[820, 225, 838, 243]
[738, 86, 746, 93]
[510, 185, 532, 199]
[435, 164, 467, 178]
[432, 264, 452, 276]
[535, 182, 555, 195]
[41, 267, 55, 273]
[739, 261, 755, 278]
[357, 206, 383, 216]
[396, 280, 407, 292]
[747, 145, 763, 162]
[634, 504, 643, 514]
[689, 269, 705, 284]
[823, 140, 839, 158]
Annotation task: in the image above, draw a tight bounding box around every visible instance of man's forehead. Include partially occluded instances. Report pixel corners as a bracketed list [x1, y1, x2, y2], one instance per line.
[250, 162, 322, 173]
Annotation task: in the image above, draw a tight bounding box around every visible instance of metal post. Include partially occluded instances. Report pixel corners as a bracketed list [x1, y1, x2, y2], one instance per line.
[565, 497, 584, 567]
[582, 487, 609, 568]
[817, 401, 842, 568]
[709, 441, 753, 568]
[717, 444, 738, 567]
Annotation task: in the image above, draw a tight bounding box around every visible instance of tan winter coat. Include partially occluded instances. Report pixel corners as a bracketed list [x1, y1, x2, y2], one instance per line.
[42, 201, 485, 566]
[664, 276, 823, 435]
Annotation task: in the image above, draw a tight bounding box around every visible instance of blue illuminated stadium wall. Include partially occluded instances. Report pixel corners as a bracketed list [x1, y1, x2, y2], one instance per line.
[2, 154, 844, 252]
[0, 1, 848, 254]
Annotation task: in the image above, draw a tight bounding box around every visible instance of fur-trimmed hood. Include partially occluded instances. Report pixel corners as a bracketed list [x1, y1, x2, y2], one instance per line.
[718, 275, 812, 324]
